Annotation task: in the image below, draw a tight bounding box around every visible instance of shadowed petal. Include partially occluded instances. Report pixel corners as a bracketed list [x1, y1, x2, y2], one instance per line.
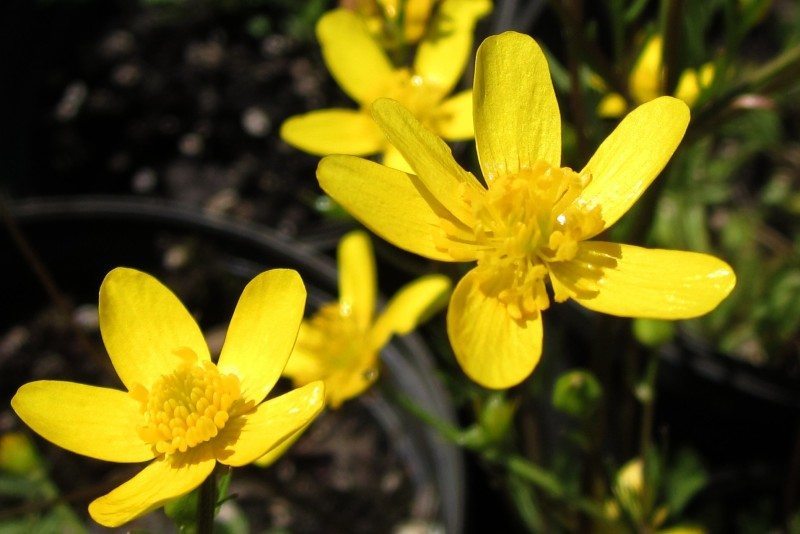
[447, 269, 543, 389]
[11, 381, 154, 463]
[577, 97, 689, 236]
[280, 109, 385, 156]
[217, 270, 306, 405]
[473, 32, 561, 182]
[549, 242, 736, 318]
[431, 90, 474, 140]
[99, 268, 209, 391]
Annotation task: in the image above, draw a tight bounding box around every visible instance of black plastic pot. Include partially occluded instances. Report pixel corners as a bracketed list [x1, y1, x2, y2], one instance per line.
[1, 196, 464, 533]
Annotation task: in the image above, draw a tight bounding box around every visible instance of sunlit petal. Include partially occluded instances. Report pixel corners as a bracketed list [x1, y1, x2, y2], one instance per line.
[549, 241, 736, 319]
[11, 381, 154, 463]
[99, 268, 209, 391]
[447, 269, 543, 389]
[317, 155, 469, 261]
[280, 109, 385, 156]
[338, 231, 376, 330]
[317, 9, 394, 104]
[218, 382, 325, 467]
[474, 32, 561, 182]
[217, 270, 305, 405]
[431, 90, 474, 140]
[88, 455, 215, 527]
[577, 97, 689, 236]
[382, 144, 415, 173]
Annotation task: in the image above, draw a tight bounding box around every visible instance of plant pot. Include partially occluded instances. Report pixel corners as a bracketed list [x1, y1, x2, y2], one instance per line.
[0, 196, 464, 533]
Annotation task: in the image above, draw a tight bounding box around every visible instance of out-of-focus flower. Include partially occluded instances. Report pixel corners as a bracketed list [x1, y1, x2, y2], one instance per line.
[281, 0, 491, 172]
[597, 35, 715, 118]
[352, 0, 438, 45]
[11, 268, 324, 527]
[282, 230, 451, 408]
[317, 32, 736, 389]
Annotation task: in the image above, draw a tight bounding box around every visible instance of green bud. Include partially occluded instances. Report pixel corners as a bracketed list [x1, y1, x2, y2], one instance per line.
[551, 369, 603, 418]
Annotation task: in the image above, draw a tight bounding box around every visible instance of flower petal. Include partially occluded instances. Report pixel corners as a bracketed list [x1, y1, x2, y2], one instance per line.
[99, 268, 209, 391]
[577, 96, 689, 235]
[88, 455, 215, 527]
[431, 90, 474, 140]
[597, 93, 627, 118]
[413, 0, 492, 96]
[217, 269, 306, 405]
[447, 270, 543, 389]
[280, 109, 385, 156]
[338, 231, 376, 330]
[382, 144, 415, 173]
[317, 155, 468, 261]
[370, 98, 482, 225]
[218, 381, 325, 467]
[473, 32, 561, 182]
[317, 9, 394, 104]
[253, 421, 312, 468]
[629, 35, 663, 104]
[370, 274, 452, 349]
[548, 241, 736, 319]
[11, 381, 154, 463]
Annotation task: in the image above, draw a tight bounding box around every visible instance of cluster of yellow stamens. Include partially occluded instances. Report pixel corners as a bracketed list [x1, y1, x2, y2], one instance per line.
[131, 353, 242, 455]
[437, 161, 604, 320]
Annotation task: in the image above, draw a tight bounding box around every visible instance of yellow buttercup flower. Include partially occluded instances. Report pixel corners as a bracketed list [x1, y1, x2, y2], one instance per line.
[598, 34, 715, 118]
[280, 0, 491, 172]
[317, 32, 736, 389]
[11, 268, 324, 527]
[282, 230, 451, 408]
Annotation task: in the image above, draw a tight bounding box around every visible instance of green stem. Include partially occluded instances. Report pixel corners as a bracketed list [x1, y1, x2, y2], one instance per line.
[197, 470, 217, 534]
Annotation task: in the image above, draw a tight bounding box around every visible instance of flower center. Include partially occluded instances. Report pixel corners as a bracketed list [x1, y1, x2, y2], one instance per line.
[131, 352, 242, 455]
[367, 69, 443, 123]
[438, 161, 604, 320]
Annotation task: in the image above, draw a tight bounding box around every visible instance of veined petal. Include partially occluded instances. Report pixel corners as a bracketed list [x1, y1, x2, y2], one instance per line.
[548, 241, 736, 319]
[99, 268, 209, 391]
[317, 9, 394, 104]
[88, 455, 215, 527]
[474, 32, 561, 182]
[317, 155, 471, 261]
[413, 0, 492, 96]
[382, 145, 415, 173]
[11, 381, 154, 463]
[371, 98, 482, 225]
[218, 382, 324, 467]
[280, 109, 385, 156]
[431, 90, 474, 140]
[218, 270, 306, 405]
[370, 274, 452, 349]
[577, 97, 689, 236]
[447, 270, 543, 389]
[338, 231, 376, 330]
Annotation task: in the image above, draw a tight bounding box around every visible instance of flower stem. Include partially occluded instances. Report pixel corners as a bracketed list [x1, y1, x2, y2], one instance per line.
[197, 469, 217, 534]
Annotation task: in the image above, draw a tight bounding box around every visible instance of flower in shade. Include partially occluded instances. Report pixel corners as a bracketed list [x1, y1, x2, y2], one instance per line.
[597, 34, 714, 118]
[280, 0, 491, 172]
[11, 268, 324, 527]
[282, 230, 451, 408]
[317, 31, 736, 389]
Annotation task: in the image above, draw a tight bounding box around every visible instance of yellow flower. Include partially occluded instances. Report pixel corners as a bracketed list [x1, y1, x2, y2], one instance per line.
[355, 0, 438, 44]
[598, 34, 715, 118]
[280, 0, 491, 172]
[316, 32, 736, 389]
[11, 268, 324, 527]
[282, 230, 451, 408]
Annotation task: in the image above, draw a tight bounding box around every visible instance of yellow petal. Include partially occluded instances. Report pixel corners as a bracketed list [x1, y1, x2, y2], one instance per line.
[413, 0, 492, 96]
[253, 420, 312, 468]
[578, 97, 689, 236]
[217, 269, 306, 405]
[317, 155, 466, 261]
[11, 381, 154, 463]
[99, 268, 209, 391]
[321, 363, 378, 409]
[431, 90, 474, 140]
[88, 455, 215, 527]
[370, 274, 452, 349]
[218, 382, 325, 467]
[548, 241, 736, 319]
[317, 9, 394, 104]
[382, 144, 415, 173]
[338, 231, 376, 330]
[674, 63, 714, 107]
[280, 109, 385, 156]
[629, 34, 663, 104]
[447, 270, 543, 389]
[597, 93, 627, 118]
[282, 323, 325, 384]
[473, 32, 561, 182]
[370, 98, 481, 225]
